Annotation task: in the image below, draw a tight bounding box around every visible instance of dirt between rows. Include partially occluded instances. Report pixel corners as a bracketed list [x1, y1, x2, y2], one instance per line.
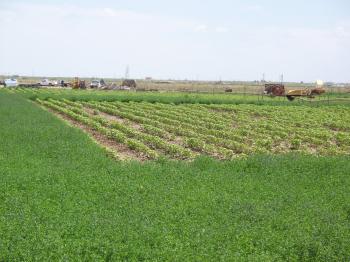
[82, 105, 194, 152]
[42, 106, 146, 161]
[81, 105, 250, 159]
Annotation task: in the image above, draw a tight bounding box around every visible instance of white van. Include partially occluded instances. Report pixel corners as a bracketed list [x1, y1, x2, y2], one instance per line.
[4, 79, 18, 87]
[40, 79, 58, 86]
[90, 79, 106, 88]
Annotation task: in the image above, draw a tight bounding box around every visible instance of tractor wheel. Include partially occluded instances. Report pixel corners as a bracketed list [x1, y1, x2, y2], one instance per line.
[286, 95, 295, 101]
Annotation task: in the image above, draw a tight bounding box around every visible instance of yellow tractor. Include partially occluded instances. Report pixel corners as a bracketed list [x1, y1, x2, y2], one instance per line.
[286, 88, 325, 101]
[71, 77, 86, 89]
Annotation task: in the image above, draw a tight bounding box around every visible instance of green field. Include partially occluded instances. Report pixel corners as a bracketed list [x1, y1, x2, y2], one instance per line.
[1, 89, 350, 260]
[8, 87, 350, 106]
[35, 98, 350, 160]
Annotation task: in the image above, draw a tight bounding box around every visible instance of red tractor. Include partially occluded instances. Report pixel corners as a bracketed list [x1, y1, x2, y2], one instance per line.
[264, 84, 285, 96]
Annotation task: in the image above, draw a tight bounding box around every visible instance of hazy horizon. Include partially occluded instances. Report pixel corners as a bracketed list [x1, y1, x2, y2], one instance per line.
[1, 74, 348, 85]
[1, 0, 349, 82]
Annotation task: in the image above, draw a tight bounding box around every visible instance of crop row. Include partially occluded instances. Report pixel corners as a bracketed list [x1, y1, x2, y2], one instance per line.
[37, 99, 159, 159]
[90, 101, 350, 155]
[83, 101, 249, 158]
[38, 97, 350, 158]
[40, 99, 196, 159]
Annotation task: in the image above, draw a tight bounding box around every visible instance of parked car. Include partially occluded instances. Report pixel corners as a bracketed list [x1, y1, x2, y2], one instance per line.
[39, 79, 57, 86]
[4, 78, 18, 87]
[90, 79, 106, 88]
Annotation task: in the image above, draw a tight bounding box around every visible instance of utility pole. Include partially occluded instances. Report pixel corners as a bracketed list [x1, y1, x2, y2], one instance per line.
[125, 65, 130, 80]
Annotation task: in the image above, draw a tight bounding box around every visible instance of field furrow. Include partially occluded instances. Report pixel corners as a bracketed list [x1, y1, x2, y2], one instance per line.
[33, 96, 350, 160]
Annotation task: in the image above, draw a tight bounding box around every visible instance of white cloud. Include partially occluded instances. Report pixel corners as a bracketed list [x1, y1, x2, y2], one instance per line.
[0, 2, 348, 82]
[194, 25, 229, 33]
[0, 3, 208, 78]
[215, 26, 229, 33]
[0, 9, 16, 23]
[245, 4, 263, 12]
[101, 7, 117, 17]
[194, 24, 209, 33]
[335, 26, 350, 38]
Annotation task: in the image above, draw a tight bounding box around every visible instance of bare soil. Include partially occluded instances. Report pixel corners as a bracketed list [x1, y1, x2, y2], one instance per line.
[82, 105, 205, 159]
[42, 106, 145, 161]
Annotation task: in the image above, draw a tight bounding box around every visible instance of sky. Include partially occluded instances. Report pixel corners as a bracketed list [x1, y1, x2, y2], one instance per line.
[0, 0, 349, 82]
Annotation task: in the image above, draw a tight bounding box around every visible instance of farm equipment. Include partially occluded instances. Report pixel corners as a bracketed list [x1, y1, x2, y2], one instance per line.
[71, 77, 86, 89]
[264, 84, 285, 96]
[264, 83, 325, 101]
[121, 79, 137, 88]
[285, 88, 326, 101]
[59, 80, 68, 87]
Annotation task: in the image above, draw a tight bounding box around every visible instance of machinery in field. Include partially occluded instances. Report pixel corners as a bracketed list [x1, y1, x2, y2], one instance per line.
[264, 84, 285, 96]
[71, 77, 86, 89]
[264, 83, 325, 101]
[285, 88, 325, 101]
[121, 79, 137, 88]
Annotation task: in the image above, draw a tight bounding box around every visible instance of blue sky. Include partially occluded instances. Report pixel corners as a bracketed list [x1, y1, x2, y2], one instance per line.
[0, 0, 349, 82]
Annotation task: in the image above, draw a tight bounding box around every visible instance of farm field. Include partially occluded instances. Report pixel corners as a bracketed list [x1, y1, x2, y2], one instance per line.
[7, 87, 350, 105]
[6, 87, 290, 105]
[35, 97, 350, 160]
[7, 88, 350, 160]
[1, 89, 350, 260]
